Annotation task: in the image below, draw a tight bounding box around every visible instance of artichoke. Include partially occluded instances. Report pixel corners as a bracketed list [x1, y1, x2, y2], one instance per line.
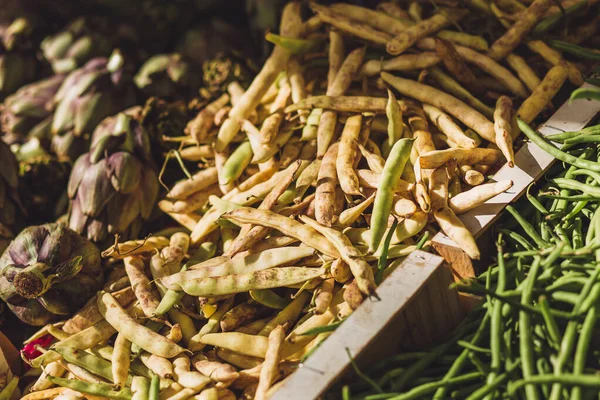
[0, 223, 102, 326]
[0, 74, 65, 146]
[134, 53, 200, 99]
[40, 17, 112, 74]
[0, 141, 21, 254]
[68, 108, 159, 244]
[50, 51, 137, 162]
[16, 140, 70, 225]
[201, 52, 255, 98]
[0, 17, 38, 99]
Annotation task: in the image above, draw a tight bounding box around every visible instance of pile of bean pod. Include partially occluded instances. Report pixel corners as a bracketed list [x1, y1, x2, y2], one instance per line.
[12, 1, 600, 399]
[337, 120, 600, 400]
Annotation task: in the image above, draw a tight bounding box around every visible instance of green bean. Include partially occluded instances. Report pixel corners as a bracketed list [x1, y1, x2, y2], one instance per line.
[415, 231, 430, 250]
[563, 135, 600, 145]
[551, 290, 579, 305]
[519, 256, 541, 400]
[377, 218, 399, 284]
[550, 265, 600, 400]
[546, 276, 588, 292]
[512, 374, 600, 394]
[571, 218, 583, 249]
[547, 40, 600, 61]
[536, 358, 552, 398]
[465, 360, 520, 400]
[570, 88, 600, 103]
[342, 385, 351, 400]
[377, 368, 406, 388]
[578, 281, 600, 315]
[450, 382, 485, 399]
[538, 295, 561, 348]
[369, 138, 414, 252]
[586, 207, 600, 245]
[383, 372, 483, 400]
[375, 353, 458, 373]
[554, 225, 573, 247]
[532, 0, 588, 34]
[391, 319, 481, 391]
[455, 281, 574, 319]
[0, 377, 18, 400]
[457, 340, 491, 354]
[505, 205, 548, 248]
[467, 353, 489, 375]
[518, 119, 600, 172]
[48, 377, 132, 400]
[149, 375, 159, 400]
[301, 319, 345, 336]
[249, 289, 290, 309]
[543, 241, 567, 267]
[155, 242, 216, 317]
[554, 178, 600, 197]
[556, 148, 597, 214]
[572, 304, 598, 400]
[487, 240, 506, 389]
[220, 141, 253, 185]
[571, 169, 600, 184]
[265, 32, 323, 54]
[545, 126, 600, 142]
[540, 220, 552, 241]
[499, 229, 535, 250]
[526, 184, 549, 214]
[346, 348, 383, 394]
[563, 200, 589, 222]
[540, 193, 600, 201]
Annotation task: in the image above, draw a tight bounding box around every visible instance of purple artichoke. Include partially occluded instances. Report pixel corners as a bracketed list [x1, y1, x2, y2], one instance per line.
[134, 53, 200, 99]
[0, 17, 38, 99]
[0, 140, 20, 254]
[1, 74, 65, 146]
[40, 17, 112, 74]
[50, 51, 137, 162]
[0, 223, 103, 326]
[67, 108, 159, 244]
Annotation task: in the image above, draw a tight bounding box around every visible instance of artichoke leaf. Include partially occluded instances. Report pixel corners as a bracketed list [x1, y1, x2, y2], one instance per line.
[38, 292, 71, 315]
[74, 91, 109, 136]
[78, 160, 116, 217]
[37, 224, 72, 265]
[67, 154, 91, 198]
[107, 152, 142, 194]
[50, 256, 83, 284]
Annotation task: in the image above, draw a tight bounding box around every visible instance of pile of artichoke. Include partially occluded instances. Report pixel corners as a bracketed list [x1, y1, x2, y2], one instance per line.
[0, 1, 259, 328]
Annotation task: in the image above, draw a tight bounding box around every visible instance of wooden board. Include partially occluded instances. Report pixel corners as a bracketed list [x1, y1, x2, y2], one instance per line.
[433, 83, 600, 281]
[271, 250, 462, 400]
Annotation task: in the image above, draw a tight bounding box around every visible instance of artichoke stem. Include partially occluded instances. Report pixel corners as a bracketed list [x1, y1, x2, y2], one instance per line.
[13, 262, 51, 300]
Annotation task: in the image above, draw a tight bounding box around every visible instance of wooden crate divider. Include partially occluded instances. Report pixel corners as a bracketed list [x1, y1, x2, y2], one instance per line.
[272, 250, 461, 400]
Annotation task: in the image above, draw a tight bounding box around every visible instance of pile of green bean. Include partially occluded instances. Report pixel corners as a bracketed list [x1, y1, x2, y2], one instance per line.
[334, 118, 600, 400]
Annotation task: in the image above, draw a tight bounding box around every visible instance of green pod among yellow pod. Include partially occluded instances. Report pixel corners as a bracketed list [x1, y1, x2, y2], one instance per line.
[176, 267, 326, 297]
[369, 138, 415, 253]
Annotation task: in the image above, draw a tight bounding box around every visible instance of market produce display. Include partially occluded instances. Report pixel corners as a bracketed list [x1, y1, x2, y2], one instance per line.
[0, 0, 598, 399]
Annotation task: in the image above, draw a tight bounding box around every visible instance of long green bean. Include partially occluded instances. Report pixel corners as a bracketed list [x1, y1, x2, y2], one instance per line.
[518, 119, 600, 173]
[571, 304, 598, 400]
[547, 40, 600, 61]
